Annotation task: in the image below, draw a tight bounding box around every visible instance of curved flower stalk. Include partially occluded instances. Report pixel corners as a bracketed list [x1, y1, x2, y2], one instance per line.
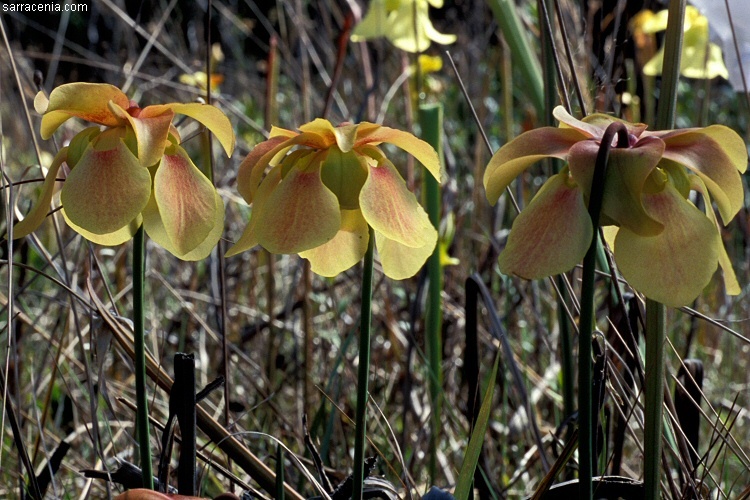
[227, 118, 442, 279]
[15, 82, 235, 260]
[351, 0, 456, 53]
[484, 105, 746, 307]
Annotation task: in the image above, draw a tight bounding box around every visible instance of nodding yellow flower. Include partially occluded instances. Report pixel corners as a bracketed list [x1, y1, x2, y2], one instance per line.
[15, 82, 235, 260]
[485, 106, 746, 307]
[632, 6, 729, 80]
[351, 0, 456, 53]
[228, 119, 442, 280]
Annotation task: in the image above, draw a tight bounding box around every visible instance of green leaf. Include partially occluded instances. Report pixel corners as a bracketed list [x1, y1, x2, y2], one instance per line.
[454, 349, 501, 500]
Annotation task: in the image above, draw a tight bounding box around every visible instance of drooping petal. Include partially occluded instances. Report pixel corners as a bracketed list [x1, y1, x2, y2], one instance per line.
[300, 209, 370, 277]
[483, 127, 585, 204]
[355, 123, 442, 182]
[143, 189, 224, 260]
[153, 146, 219, 255]
[553, 106, 648, 139]
[110, 102, 174, 167]
[614, 182, 720, 307]
[36, 83, 130, 139]
[320, 146, 369, 209]
[374, 227, 436, 280]
[142, 103, 235, 157]
[61, 141, 151, 235]
[226, 165, 282, 257]
[689, 175, 740, 295]
[256, 159, 341, 254]
[359, 159, 435, 248]
[568, 136, 664, 236]
[63, 211, 142, 246]
[13, 147, 68, 239]
[236, 135, 291, 203]
[498, 171, 593, 279]
[653, 125, 747, 223]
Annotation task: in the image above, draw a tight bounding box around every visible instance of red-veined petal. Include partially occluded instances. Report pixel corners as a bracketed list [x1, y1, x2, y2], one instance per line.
[142, 102, 235, 157]
[226, 165, 282, 257]
[110, 102, 174, 167]
[37, 83, 129, 139]
[356, 123, 442, 182]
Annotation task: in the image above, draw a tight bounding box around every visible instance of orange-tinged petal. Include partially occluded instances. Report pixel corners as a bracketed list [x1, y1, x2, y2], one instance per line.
[154, 146, 219, 255]
[61, 140, 151, 235]
[374, 227, 436, 280]
[13, 147, 68, 239]
[483, 127, 584, 204]
[300, 209, 370, 276]
[654, 125, 747, 223]
[256, 160, 341, 254]
[568, 136, 664, 236]
[37, 83, 129, 139]
[143, 102, 235, 157]
[498, 171, 593, 279]
[359, 159, 434, 248]
[143, 189, 224, 260]
[356, 124, 442, 182]
[614, 182, 720, 307]
[63, 211, 142, 246]
[226, 165, 282, 257]
[236, 135, 290, 203]
[110, 102, 174, 167]
[689, 175, 740, 296]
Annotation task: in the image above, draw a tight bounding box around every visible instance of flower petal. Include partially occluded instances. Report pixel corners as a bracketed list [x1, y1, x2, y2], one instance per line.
[320, 147, 369, 209]
[143, 189, 224, 260]
[498, 171, 593, 279]
[154, 146, 219, 255]
[374, 227, 436, 280]
[110, 102, 175, 167]
[356, 123, 442, 182]
[614, 182, 720, 307]
[568, 136, 664, 236]
[63, 211, 142, 246]
[689, 175, 740, 296]
[298, 119, 358, 152]
[359, 158, 434, 248]
[143, 103, 235, 157]
[13, 147, 68, 239]
[483, 126, 584, 204]
[654, 125, 747, 223]
[236, 135, 291, 203]
[553, 106, 648, 139]
[226, 165, 282, 257]
[256, 159, 341, 254]
[61, 140, 151, 235]
[300, 209, 370, 277]
[37, 83, 129, 139]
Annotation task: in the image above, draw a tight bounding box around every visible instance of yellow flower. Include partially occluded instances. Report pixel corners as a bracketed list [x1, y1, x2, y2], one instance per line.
[14, 82, 235, 260]
[351, 0, 456, 53]
[632, 6, 729, 80]
[227, 119, 442, 279]
[485, 106, 746, 306]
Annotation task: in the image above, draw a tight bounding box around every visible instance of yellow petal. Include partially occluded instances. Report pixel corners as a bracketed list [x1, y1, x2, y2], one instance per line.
[13, 147, 68, 239]
[143, 102, 235, 157]
[38, 83, 129, 139]
[300, 209, 370, 277]
[374, 227, 436, 280]
[614, 182, 720, 307]
[356, 123, 442, 182]
[226, 165, 282, 257]
[63, 211, 142, 246]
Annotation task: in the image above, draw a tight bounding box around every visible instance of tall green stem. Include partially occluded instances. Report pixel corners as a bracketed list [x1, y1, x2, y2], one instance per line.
[418, 103, 443, 484]
[579, 123, 629, 499]
[352, 226, 375, 500]
[133, 225, 153, 489]
[646, 1, 685, 498]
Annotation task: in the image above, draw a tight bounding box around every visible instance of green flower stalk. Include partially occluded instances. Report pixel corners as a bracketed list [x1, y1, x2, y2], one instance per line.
[484, 105, 746, 307]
